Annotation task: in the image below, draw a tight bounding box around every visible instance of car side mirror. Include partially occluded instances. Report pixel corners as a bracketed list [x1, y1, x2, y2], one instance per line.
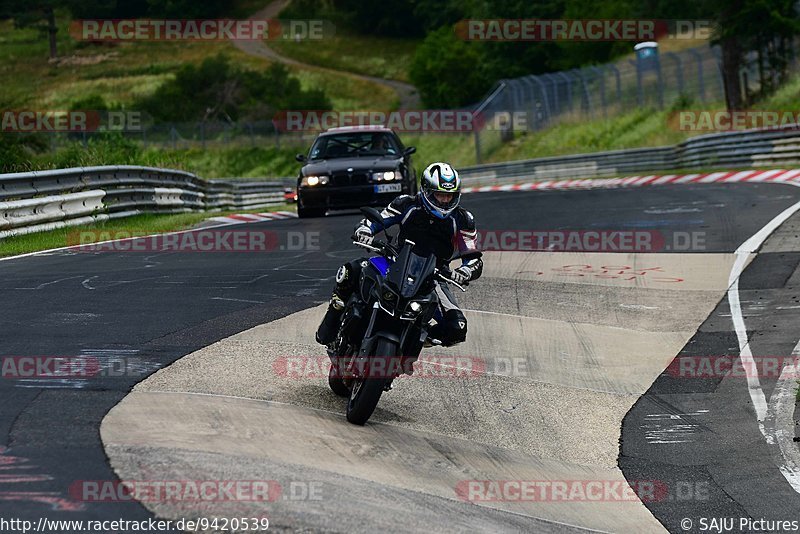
[295, 153, 306, 163]
[403, 146, 416, 157]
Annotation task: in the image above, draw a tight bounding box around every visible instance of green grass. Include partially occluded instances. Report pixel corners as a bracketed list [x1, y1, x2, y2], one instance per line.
[4, 135, 303, 178]
[0, 204, 294, 258]
[151, 146, 302, 178]
[288, 66, 397, 111]
[269, 31, 419, 83]
[403, 133, 479, 170]
[0, 10, 399, 113]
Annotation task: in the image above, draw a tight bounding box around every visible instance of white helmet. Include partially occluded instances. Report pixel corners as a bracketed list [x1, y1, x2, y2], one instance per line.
[420, 162, 461, 218]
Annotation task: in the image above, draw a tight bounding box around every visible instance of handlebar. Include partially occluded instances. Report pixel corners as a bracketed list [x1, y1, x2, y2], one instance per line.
[435, 268, 467, 292]
[353, 238, 467, 292]
[352, 237, 396, 257]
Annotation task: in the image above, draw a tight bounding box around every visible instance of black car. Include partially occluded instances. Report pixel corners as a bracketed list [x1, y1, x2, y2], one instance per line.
[294, 126, 417, 218]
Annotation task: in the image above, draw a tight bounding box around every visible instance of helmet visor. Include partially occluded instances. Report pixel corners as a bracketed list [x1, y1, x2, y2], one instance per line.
[424, 189, 460, 212]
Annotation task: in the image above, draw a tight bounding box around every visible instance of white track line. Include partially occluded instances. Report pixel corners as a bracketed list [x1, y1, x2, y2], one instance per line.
[727, 198, 800, 493]
[763, 340, 800, 492]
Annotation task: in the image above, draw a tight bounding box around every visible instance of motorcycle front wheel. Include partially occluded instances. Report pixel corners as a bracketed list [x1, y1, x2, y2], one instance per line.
[328, 363, 350, 397]
[345, 338, 396, 425]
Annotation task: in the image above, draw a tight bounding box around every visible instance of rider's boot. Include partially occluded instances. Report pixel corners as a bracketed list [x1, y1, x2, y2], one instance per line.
[315, 293, 345, 345]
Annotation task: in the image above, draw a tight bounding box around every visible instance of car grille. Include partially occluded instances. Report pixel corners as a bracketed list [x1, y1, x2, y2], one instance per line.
[330, 171, 370, 186]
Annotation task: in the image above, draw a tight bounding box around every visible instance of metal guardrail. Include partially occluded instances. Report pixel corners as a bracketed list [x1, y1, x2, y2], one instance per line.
[4, 124, 799, 237]
[459, 124, 800, 185]
[0, 166, 288, 238]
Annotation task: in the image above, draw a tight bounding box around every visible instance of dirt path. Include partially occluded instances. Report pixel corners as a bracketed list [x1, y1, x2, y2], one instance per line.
[232, 0, 420, 109]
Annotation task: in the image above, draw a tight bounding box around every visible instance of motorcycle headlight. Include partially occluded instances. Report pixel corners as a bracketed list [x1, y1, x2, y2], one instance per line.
[400, 300, 426, 320]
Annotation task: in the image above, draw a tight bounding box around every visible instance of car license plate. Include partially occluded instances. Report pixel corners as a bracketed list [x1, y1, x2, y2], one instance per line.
[374, 183, 402, 193]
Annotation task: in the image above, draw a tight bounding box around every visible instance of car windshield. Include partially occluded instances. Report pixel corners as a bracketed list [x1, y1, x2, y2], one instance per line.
[309, 132, 400, 159]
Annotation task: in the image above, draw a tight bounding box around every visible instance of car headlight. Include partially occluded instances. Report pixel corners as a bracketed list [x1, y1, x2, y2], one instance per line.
[373, 171, 396, 182]
[301, 175, 328, 186]
[409, 302, 422, 312]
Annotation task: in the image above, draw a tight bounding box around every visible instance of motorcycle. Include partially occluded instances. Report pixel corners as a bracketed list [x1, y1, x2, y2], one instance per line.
[327, 206, 467, 425]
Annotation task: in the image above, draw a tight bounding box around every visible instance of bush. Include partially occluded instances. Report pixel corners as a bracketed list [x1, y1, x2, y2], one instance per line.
[0, 134, 49, 173]
[69, 94, 110, 112]
[46, 132, 141, 168]
[137, 55, 331, 123]
[409, 27, 489, 108]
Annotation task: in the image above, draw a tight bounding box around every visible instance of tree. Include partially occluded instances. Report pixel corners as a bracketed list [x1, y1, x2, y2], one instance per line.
[0, 0, 62, 59]
[409, 26, 489, 107]
[137, 55, 332, 123]
[705, 0, 800, 110]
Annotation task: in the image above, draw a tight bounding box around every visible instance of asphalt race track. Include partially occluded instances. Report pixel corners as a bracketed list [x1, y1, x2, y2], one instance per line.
[1, 183, 799, 532]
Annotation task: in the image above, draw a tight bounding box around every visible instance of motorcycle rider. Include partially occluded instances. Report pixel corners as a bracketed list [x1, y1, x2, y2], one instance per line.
[315, 162, 483, 348]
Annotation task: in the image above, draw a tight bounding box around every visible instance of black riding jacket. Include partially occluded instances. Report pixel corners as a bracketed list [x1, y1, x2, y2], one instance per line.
[358, 194, 483, 280]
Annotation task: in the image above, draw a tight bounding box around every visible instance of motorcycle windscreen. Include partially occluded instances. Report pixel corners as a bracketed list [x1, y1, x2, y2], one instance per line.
[369, 256, 392, 276]
[387, 248, 437, 299]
